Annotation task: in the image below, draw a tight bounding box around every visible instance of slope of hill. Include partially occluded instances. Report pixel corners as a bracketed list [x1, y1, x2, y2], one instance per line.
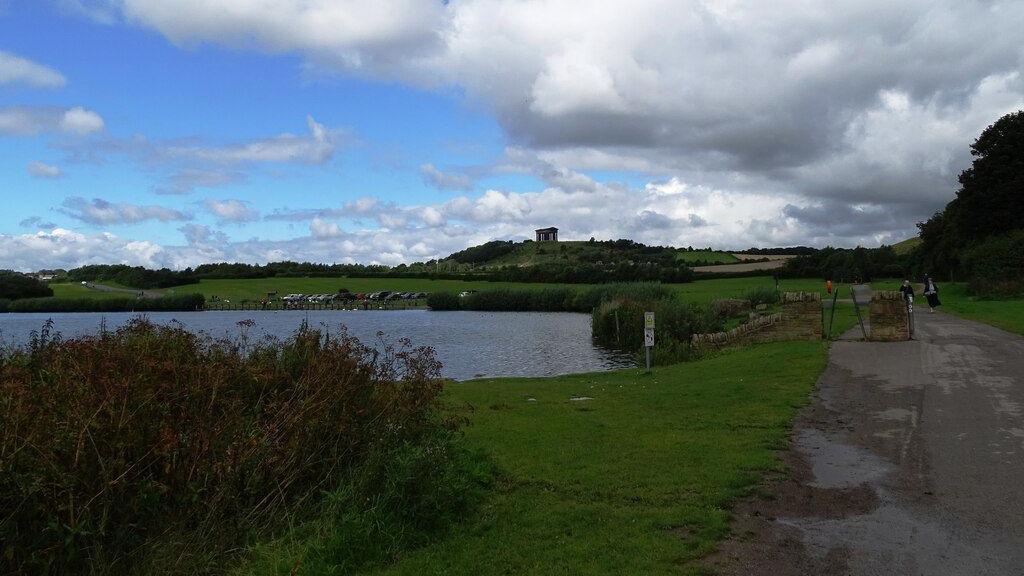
[443, 239, 737, 268]
[891, 237, 922, 255]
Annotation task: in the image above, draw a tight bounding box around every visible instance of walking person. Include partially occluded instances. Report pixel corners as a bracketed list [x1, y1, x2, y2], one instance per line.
[923, 274, 941, 313]
[899, 279, 915, 301]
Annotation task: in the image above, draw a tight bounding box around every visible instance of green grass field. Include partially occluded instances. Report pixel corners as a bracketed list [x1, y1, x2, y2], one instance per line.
[48, 282, 140, 299]
[241, 341, 829, 575]
[48, 275, 838, 306]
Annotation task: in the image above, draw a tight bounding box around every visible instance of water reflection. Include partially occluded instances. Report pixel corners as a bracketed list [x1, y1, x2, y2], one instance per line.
[0, 310, 634, 381]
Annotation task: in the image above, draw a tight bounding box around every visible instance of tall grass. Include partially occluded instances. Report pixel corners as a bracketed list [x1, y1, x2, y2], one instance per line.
[0, 318, 485, 574]
[2, 293, 205, 313]
[426, 283, 674, 313]
[591, 298, 722, 364]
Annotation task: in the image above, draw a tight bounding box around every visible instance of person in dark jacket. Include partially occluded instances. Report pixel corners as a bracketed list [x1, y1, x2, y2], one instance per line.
[899, 280, 915, 301]
[923, 274, 941, 312]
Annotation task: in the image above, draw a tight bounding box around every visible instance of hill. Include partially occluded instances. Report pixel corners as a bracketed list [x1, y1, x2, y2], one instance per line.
[443, 239, 738, 268]
[891, 237, 922, 255]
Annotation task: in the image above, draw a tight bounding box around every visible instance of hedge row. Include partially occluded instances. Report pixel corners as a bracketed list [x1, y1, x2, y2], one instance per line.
[0, 293, 205, 313]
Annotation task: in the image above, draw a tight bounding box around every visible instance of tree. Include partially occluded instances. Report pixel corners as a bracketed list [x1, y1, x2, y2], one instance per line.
[0, 271, 54, 300]
[949, 110, 1024, 241]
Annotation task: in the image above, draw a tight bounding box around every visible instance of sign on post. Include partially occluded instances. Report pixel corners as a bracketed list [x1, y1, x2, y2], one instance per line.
[644, 312, 655, 373]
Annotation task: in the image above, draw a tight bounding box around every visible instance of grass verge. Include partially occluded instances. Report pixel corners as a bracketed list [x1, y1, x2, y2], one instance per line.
[362, 341, 829, 575]
[874, 281, 1024, 336]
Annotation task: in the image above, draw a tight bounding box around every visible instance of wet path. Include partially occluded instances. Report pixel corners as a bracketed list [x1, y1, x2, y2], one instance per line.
[709, 310, 1024, 575]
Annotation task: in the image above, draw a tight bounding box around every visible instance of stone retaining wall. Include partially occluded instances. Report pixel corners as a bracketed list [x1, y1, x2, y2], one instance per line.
[869, 291, 909, 341]
[692, 292, 822, 349]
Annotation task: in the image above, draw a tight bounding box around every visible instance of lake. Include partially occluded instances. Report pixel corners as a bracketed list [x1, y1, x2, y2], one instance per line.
[0, 310, 634, 380]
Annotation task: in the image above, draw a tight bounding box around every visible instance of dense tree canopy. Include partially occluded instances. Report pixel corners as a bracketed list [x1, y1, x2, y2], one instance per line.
[949, 110, 1024, 242]
[0, 271, 54, 300]
[915, 110, 1024, 292]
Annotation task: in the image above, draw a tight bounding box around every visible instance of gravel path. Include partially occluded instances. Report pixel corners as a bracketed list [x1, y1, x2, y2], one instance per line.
[707, 307, 1024, 575]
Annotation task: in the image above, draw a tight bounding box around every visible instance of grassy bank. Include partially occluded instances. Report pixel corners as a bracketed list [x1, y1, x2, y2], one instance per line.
[348, 341, 829, 575]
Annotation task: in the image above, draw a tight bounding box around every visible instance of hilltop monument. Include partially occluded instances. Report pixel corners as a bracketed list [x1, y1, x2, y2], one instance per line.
[535, 227, 559, 242]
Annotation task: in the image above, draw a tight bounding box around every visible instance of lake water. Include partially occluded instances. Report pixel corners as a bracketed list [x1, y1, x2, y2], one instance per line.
[0, 310, 634, 381]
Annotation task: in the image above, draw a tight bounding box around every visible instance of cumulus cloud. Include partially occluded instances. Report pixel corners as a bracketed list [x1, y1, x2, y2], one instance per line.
[420, 163, 474, 191]
[0, 106, 105, 136]
[27, 161, 64, 179]
[58, 196, 192, 225]
[113, 0, 446, 72]
[309, 217, 343, 238]
[0, 51, 67, 88]
[89, 0, 1024, 240]
[204, 199, 260, 223]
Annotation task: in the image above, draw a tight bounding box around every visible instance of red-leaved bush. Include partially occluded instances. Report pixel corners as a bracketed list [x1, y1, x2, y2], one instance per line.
[0, 318, 454, 574]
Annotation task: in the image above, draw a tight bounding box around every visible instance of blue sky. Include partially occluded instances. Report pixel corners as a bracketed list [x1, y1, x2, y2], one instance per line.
[1, 2, 523, 246]
[2, 1, 1022, 270]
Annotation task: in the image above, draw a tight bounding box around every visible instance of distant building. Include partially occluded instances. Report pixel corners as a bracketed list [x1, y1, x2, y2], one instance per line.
[535, 227, 559, 242]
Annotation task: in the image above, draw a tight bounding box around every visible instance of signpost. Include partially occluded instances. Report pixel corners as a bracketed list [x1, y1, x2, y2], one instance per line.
[907, 294, 915, 339]
[644, 312, 655, 374]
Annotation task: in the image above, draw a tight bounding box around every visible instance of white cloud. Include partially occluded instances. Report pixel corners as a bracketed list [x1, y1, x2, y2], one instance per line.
[204, 198, 260, 223]
[162, 116, 337, 164]
[27, 161, 64, 179]
[59, 196, 192, 225]
[115, 0, 446, 71]
[0, 106, 105, 136]
[0, 51, 67, 88]
[59, 107, 106, 134]
[420, 163, 474, 191]
[94, 0, 1024, 240]
[309, 217, 343, 238]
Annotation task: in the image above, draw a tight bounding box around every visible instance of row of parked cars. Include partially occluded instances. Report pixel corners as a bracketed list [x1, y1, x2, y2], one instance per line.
[281, 291, 428, 304]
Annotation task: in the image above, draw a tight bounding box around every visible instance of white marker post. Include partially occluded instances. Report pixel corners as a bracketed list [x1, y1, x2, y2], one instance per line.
[644, 311, 655, 374]
[907, 294, 915, 339]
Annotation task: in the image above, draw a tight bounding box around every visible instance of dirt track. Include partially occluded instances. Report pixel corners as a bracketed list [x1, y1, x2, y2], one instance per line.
[706, 308, 1024, 575]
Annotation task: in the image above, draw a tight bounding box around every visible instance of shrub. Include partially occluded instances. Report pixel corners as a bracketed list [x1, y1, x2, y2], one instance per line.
[743, 287, 780, 307]
[963, 229, 1024, 297]
[571, 283, 673, 311]
[428, 284, 674, 313]
[426, 291, 461, 310]
[0, 318, 479, 574]
[0, 271, 53, 300]
[591, 298, 722, 364]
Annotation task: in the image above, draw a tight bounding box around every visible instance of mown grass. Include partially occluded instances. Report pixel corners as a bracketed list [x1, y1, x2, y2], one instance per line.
[48, 282, 140, 299]
[356, 341, 829, 576]
[873, 280, 1024, 336]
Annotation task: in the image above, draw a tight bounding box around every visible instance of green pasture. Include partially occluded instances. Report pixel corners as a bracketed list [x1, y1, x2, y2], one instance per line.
[242, 341, 829, 576]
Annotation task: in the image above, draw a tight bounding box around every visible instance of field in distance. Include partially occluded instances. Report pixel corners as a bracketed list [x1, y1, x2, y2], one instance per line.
[46, 276, 840, 306]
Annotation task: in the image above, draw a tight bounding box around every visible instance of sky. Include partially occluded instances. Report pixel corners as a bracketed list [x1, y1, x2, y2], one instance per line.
[2, 0, 1023, 271]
